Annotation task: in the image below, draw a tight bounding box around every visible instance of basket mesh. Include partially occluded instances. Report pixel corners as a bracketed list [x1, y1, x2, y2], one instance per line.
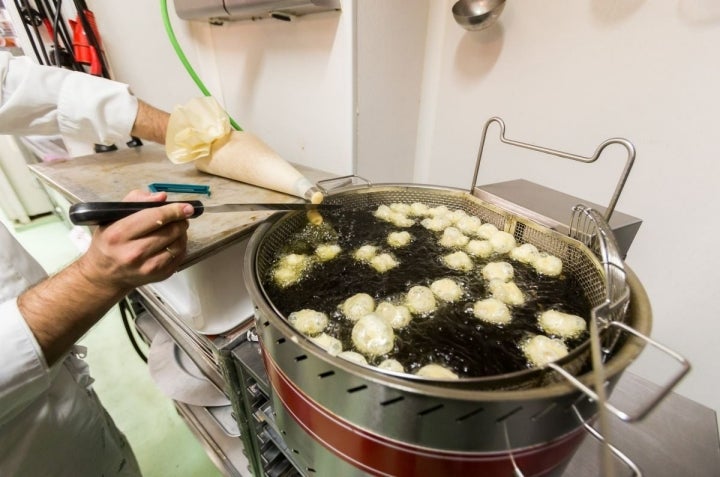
[255, 185, 608, 311]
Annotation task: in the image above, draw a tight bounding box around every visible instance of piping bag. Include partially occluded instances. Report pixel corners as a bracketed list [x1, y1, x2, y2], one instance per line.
[165, 97, 324, 204]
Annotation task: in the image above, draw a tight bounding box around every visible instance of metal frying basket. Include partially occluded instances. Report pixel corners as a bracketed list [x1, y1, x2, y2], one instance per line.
[243, 117, 691, 476]
[254, 182, 621, 389]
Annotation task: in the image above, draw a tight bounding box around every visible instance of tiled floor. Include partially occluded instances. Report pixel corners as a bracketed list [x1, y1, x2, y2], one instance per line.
[2, 211, 223, 477]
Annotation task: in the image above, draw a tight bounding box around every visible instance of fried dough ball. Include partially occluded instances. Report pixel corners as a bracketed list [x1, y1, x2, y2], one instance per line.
[311, 333, 343, 356]
[481, 261, 514, 282]
[272, 266, 303, 288]
[378, 358, 405, 373]
[315, 244, 342, 262]
[523, 335, 569, 367]
[533, 253, 563, 277]
[352, 313, 395, 356]
[288, 309, 329, 336]
[342, 293, 376, 322]
[415, 364, 459, 380]
[427, 205, 451, 217]
[476, 223, 499, 239]
[338, 351, 369, 366]
[473, 298, 512, 324]
[388, 212, 415, 228]
[387, 231, 412, 248]
[375, 302, 413, 329]
[448, 209, 469, 224]
[374, 204, 393, 221]
[455, 215, 483, 236]
[389, 202, 412, 215]
[421, 216, 452, 232]
[489, 280, 525, 306]
[490, 231, 517, 254]
[539, 310, 586, 339]
[279, 253, 310, 268]
[306, 209, 324, 225]
[370, 253, 399, 273]
[509, 243, 540, 264]
[409, 202, 431, 217]
[273, 253, 312, 287]
[354, 245, 378, 262]
[405, 285, 437, 314]
[442, 251, 473, 272]
[439, 227, 470, 249]
[430, 278, 464, 302]
[466, 239, 493, 258]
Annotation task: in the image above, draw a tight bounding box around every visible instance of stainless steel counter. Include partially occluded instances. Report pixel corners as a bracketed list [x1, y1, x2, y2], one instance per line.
[29, 143, 336, 267]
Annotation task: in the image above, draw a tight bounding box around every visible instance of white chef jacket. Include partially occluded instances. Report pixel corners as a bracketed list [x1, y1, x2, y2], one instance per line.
[0, 51, 142, 476]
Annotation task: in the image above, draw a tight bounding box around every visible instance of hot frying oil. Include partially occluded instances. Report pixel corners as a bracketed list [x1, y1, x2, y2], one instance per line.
[263, 206, 592, 378]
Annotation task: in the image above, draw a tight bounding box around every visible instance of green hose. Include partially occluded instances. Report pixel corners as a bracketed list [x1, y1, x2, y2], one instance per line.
[160, 0, 243, 131]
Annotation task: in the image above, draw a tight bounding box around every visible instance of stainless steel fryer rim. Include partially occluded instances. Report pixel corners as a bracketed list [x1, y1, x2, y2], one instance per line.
[249, 182, 641, 389]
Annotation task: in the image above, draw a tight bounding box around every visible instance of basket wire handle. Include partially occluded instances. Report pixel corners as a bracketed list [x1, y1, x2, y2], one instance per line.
[551, 206, 691, 422]
[316, 175, 372, 195]
[570, 205, 629, 319]
[500, 421, 525, 477]
[469, 117, 636, 223]
[571, 405, 643, 476]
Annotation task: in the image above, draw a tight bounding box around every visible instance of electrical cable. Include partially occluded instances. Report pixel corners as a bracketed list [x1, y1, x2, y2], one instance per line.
[14, 0, 44, 64]
[51, 0, 61, 67]
[119, 297, 148, 363]
[43, 0, 79, 70]
[159, 0, 242, 131]
[20, 0, 50, 64]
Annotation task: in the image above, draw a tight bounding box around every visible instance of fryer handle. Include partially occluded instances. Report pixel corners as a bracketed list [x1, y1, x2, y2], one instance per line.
[548, 330, 691, 422]
[468, 117, 636, 223]
[571, 405, 643, 476]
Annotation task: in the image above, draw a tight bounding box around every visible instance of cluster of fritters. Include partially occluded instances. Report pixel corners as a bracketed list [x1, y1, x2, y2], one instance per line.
[272, 202, 588, 379]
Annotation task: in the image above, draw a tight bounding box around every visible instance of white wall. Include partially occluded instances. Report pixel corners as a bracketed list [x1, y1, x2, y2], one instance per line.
[355, 0, 430, 183]
[412, 0, 720, 415]
[88, 0, 354, 175]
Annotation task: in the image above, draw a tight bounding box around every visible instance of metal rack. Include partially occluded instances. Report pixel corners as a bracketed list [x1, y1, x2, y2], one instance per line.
[128, 286, 305, 477]
[128, 289, 254, 477]
[233, 338, 304, 476]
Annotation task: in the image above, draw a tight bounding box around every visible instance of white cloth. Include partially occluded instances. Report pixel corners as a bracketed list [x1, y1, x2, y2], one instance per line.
[0, 52, 141, 476]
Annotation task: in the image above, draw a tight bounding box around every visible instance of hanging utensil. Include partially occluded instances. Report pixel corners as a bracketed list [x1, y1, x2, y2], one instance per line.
[452, 0, 506, 31]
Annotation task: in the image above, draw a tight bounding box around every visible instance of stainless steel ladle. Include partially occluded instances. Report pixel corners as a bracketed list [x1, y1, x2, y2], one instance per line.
[452, 0, 506, 31]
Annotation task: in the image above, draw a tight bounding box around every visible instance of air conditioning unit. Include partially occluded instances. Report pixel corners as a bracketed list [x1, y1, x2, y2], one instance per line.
[174, 0, 341, 24]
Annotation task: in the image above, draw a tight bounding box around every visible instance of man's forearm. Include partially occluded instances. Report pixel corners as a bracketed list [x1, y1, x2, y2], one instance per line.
[131, 100, 170, 144]
[17, 260, 129, 366]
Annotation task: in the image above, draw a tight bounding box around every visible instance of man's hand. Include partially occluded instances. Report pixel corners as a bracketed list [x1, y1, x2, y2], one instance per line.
[76, 190, 193, 291]
[18, 190, 195, 365]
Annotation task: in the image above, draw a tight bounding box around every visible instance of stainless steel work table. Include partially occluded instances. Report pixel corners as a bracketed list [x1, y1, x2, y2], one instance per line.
[30, 145, 720, 476]
[29, 143, 335, 268]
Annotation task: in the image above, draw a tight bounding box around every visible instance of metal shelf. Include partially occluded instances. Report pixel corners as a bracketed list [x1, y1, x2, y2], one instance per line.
[175, 402, 252, 477]
[131, 297, 254, 476]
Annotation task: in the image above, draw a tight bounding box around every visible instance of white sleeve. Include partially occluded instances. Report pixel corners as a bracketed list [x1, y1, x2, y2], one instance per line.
[0, 298, 51, 426]
[0, 52, 138, 146]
